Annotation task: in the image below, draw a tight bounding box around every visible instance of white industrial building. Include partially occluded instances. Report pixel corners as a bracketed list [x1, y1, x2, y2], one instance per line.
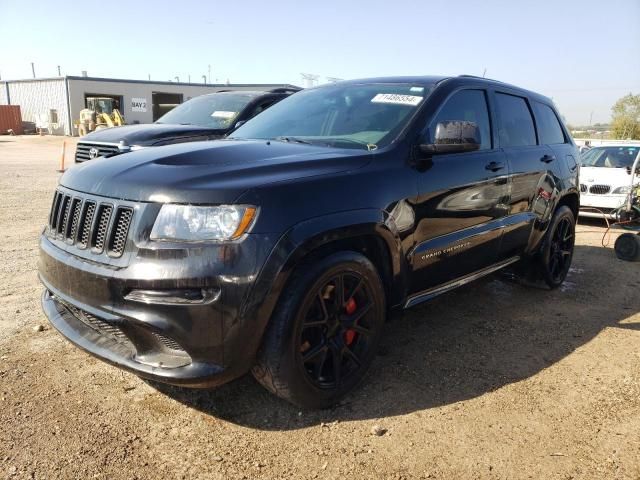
[0, 76, 297, 136]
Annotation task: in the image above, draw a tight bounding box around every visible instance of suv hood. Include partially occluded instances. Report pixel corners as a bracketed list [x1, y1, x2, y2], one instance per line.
[79, 123, 227, 146]
[60, 140, 372, 204]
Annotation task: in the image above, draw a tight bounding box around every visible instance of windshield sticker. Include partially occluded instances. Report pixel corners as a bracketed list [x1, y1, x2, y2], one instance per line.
[371, 93, 423, 106]
[211, 111, 237, 118]
[410, 86, 425, 93]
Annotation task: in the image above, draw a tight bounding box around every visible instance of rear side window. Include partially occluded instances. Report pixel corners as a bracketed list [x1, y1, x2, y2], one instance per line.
[430, 90, 492, 150]
[533, 102, 566, 145]
[495, 93, 536, 147]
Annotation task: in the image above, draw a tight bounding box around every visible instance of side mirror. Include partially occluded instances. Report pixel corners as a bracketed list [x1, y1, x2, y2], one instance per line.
[420, 121, 481, 155]
[234, 120, 246, 130]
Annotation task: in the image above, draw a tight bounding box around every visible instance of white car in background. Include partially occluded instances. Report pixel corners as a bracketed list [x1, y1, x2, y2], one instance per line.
[579, 145, 640, 218]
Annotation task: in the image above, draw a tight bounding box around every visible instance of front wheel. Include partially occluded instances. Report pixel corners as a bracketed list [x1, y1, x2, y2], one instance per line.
[252, 251, 386, 408]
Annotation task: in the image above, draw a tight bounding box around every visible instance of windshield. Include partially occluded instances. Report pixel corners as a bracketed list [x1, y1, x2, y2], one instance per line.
[580, 146, 640, 168]
[230, 83, 430, 150]
[156, 93, 256, 129]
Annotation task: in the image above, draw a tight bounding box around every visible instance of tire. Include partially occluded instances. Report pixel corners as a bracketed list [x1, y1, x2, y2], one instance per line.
[252, 251, 386, 408]
[536, 205, 576, 289]
[614, 233, 640, 262]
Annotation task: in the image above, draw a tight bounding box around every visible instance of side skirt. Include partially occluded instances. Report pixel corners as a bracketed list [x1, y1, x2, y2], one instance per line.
[403, 255, 521, 309]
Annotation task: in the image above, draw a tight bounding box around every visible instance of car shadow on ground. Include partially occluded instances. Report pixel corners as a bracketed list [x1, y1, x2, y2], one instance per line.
[149, 244, 640, 430]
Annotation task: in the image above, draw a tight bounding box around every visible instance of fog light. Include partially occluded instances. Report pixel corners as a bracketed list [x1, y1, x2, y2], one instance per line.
[124, 287, 220, 305]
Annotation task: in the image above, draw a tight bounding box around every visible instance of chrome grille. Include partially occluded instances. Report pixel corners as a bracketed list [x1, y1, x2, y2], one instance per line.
[589, 184, 611, 195]
[78, 201, 96, 248]
[108, 208, 133, 257]
[75, 142, 121, 163]
[579, 184, 587, 193]
[49, 192, 63, 230]
[67, 198, 82, 243]
[92, 205, 113, 252]
[57, 195, 71, 236]
[47, 190, 133, 259]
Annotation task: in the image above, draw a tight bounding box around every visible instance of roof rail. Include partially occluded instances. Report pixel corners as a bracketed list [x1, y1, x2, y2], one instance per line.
[269, 86, 302, 94]
[458, 74, 507, 84]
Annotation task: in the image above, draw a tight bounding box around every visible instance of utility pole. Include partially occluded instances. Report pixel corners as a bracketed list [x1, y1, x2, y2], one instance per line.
[188, 74, 191, 83]
[482, 68, 487, 78]
[208, 65, 211, 84]
[202, 75, 207, 84]
[589, 111, 594, 126]
[31, 62, 36, 78]
[175, 76, 180, 82]
[148, 74, 151, 81]
[57, 65, 61, 76]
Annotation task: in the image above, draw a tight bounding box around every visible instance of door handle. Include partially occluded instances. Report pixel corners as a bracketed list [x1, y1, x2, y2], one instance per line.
[485, 161, 505, 172]
[540, 154, 556, 163]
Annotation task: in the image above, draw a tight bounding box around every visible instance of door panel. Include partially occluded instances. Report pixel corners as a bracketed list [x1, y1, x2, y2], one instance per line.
[499, 145, 555, 258]
[410, 149, 509, 293]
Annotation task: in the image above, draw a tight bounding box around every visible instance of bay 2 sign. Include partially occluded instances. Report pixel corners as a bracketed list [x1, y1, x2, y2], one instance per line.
[131, 98, 147, 113]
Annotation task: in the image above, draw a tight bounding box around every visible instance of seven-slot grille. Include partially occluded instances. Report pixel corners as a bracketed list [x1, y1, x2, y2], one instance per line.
[589, 184, 611, 195]
[47, 190, 133, 257]
[75, 142, 121, 162]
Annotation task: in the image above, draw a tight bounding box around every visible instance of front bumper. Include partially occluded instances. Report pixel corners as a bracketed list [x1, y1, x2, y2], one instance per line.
[38, 230, 281, 388]
[579, 193, 627, 218]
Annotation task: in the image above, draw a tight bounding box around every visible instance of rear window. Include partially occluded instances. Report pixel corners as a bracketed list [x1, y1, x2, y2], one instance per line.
[533, 102, 566, 145]
[496, 93, 537, 147]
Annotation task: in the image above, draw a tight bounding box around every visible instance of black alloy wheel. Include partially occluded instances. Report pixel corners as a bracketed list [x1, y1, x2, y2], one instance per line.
[540, 206, 575, 288]
[253, 251, 385, 408]
[298, 271, 375, 389]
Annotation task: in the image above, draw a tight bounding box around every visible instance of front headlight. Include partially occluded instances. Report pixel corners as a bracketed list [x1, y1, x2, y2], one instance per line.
[150, 205, 257, 241]
[612, 186, 631, 194]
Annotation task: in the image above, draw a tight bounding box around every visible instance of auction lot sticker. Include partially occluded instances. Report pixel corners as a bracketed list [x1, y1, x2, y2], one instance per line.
[211, 111, 237, 118]
[371, 93, 423, 106]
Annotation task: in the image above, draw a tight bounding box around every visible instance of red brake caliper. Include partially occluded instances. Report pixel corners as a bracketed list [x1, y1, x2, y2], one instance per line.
[344, 297, 357, 345]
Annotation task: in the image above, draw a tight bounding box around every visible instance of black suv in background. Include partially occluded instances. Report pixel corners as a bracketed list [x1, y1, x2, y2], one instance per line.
[74, 88, 300, 162]
[39, 75, 579, 408]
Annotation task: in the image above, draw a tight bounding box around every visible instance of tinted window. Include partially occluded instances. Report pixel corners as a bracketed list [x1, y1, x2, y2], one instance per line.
[430, 90, 491, 150]
[534, 102, 565, 145]
[496, 93, 536, 147]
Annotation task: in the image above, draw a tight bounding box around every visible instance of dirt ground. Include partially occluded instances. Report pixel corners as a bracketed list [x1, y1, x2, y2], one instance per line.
[1, 135, 639, 480]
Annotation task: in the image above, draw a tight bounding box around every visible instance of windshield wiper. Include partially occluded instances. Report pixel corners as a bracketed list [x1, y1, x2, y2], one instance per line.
[273, 136, 313, 145]
[320, 137, 377, 151]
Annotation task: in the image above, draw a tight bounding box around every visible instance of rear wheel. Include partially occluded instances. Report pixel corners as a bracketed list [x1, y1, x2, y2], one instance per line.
[252, 251, 386, 408]
[614, 233, 640, 262]
[532, 206, 576, 289]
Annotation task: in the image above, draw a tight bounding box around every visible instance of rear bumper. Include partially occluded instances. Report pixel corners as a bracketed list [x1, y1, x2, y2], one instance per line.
[38, 230, 282, 388]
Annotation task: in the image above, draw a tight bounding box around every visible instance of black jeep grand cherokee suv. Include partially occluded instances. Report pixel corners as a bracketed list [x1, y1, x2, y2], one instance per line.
[39, 75, 579, 408]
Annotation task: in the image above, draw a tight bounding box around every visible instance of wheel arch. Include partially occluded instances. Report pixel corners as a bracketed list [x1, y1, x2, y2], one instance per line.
[556, 191, 579, 220]
[278, 209, 408, 309]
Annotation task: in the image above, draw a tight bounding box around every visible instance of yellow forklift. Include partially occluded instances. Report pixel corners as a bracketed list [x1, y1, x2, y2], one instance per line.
[76, 97, 125, 136]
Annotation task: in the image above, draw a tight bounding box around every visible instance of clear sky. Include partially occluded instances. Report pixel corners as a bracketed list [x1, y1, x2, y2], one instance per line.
[0, 0, 638, 125]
